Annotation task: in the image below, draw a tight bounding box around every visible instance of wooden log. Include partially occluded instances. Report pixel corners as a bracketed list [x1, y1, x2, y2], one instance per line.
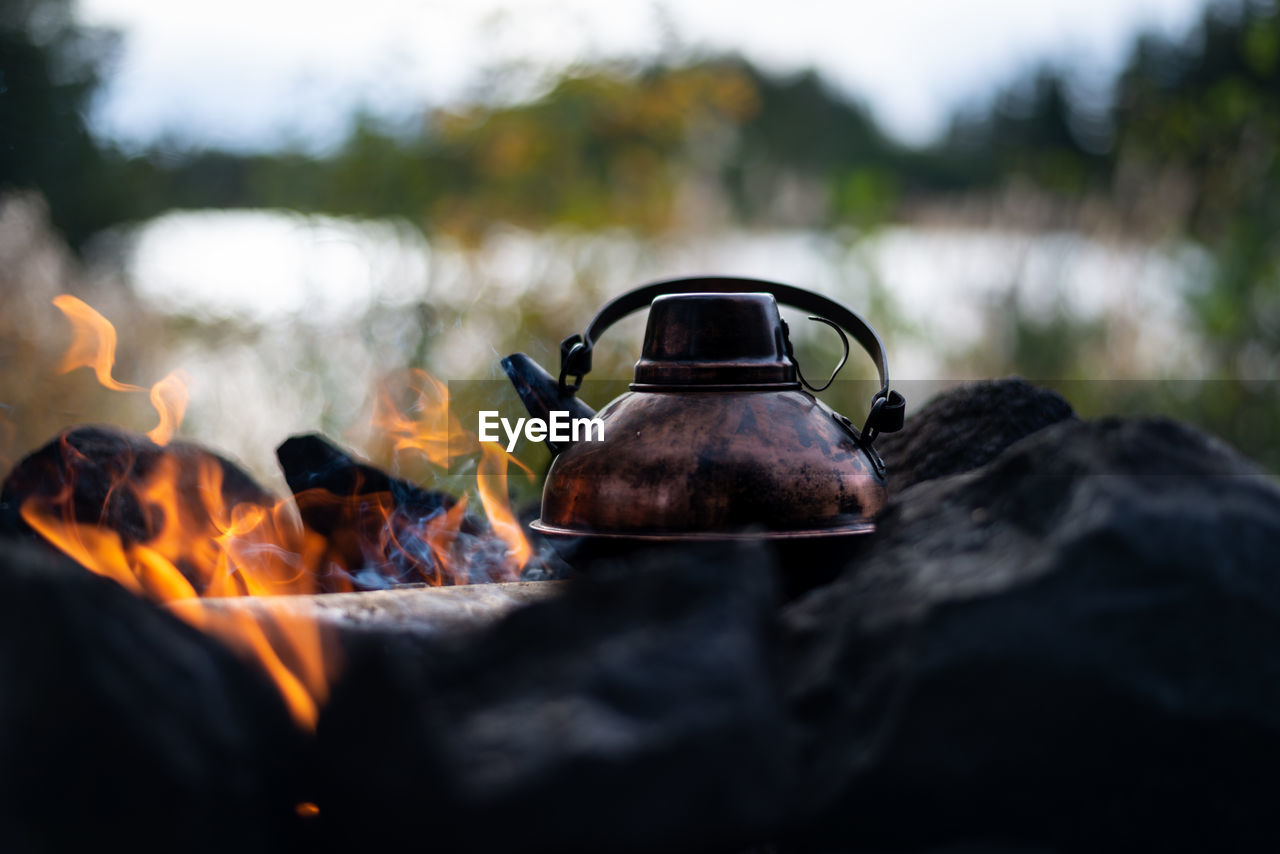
[171, 581, 565, 637]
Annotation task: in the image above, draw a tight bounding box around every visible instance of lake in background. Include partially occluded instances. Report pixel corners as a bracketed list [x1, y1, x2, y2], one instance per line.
[7, 205, 1217, 486]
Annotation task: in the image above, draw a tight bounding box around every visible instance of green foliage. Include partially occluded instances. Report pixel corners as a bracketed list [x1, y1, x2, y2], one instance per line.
[421, 62, 761, 238]
[1108, 0, 1280, 465]
[944, 66, 1113, 193]
[941, 1, 1280, 468]
[831, 168, 898, 226]
[0, 0, 119, 246]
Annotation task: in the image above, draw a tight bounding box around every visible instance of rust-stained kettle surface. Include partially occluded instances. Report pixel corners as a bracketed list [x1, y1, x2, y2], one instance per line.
[501, 276, 905, 541]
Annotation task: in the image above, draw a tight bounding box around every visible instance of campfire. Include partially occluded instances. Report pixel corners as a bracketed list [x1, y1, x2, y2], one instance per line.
[5, 295, 542, 729]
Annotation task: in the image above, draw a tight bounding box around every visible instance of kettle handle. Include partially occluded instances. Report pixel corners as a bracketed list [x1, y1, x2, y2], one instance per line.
[558, 276, 905, 438]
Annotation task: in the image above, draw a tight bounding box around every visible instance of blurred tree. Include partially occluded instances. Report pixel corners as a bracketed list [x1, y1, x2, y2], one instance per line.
[322, 112, 438, 222]
[1111, 0, 1280, 466]
[944, 66, 1113, 194]
[424, 61, 760, 241]
[719, 63, 900, 226]
[0, 0, 121, 247]
[937, 0, 1280, 468]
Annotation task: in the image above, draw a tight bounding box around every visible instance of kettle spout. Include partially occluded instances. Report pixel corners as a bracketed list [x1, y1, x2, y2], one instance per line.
[500, 353, 597, 456]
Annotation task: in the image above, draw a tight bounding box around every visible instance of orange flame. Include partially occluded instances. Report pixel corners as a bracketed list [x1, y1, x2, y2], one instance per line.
[478, 442, 533, 569]
[147, 370, 190, 445]
[53, 294, 143, 392]
[21, 451, 332, 728]
[370, 368, 477, 466]
[28, 297, 541, 731]
[53, 295, 188, 445]
[369, 368, 534, 575]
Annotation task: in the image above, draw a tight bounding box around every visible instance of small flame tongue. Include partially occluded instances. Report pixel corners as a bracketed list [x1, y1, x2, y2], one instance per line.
[478, 443, 532, 570]
[52, 294, 143, 393]
[52, 295, 188, 445]
[369, 368, 534, 576]
[147, 370, 189, 445]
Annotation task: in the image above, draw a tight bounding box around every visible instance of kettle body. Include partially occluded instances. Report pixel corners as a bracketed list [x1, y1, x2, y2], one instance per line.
[501, 277, 904, 542]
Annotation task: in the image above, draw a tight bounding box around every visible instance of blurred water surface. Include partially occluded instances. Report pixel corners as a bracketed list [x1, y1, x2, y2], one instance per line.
[90, 209, 1207, 479]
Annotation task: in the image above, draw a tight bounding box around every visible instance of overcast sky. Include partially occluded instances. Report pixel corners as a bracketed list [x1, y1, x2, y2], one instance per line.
[80, 0, 1209, 152]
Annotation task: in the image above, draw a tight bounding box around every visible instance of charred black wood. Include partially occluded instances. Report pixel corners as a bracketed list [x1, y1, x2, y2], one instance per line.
[783, 417, 1280, 851]
[276, 434, 485, 589]
[0, 538, 307, 853]
[0, 425, 276, 593]
[876, 377, 1075, 494]
[275, 433, 453, 519]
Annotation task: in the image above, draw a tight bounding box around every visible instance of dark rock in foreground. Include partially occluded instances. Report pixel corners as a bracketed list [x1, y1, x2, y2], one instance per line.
[877, 377, 1075, 493]
[316, 542, 789, 854]
[5, 385, 1280, 853]
[0, 539, 305, 852]
[785, 416, 1280, 850]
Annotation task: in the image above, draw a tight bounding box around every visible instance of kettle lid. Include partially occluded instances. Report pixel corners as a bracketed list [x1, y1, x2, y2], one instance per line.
[632, 292, 799, 388]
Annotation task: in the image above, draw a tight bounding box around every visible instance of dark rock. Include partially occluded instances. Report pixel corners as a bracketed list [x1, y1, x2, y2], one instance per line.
[315, 542, 790, 853]
[0, 424, 275, 562]
[877, 378, 1075, 494]
[784, 417, 1280, 851]
[0, 538, 306, 852]
[275, 434, 480, 589]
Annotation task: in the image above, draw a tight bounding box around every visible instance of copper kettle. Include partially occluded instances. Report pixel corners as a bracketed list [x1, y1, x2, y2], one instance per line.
[501, 276, 904, 541]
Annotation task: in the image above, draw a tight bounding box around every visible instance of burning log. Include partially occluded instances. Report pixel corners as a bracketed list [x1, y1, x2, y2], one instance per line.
[276, 433, 480, 589]
[0, 424, 276, 591]
[1, 421, 558, 729]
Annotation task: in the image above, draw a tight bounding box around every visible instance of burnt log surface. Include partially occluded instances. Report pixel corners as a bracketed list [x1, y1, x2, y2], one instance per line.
[0, 424, 275, 547]
[784, 414, 1280, 851]
[277, 433, 484, 588]
[0, 539, 306, 853]
[276, 433, 458, 523]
